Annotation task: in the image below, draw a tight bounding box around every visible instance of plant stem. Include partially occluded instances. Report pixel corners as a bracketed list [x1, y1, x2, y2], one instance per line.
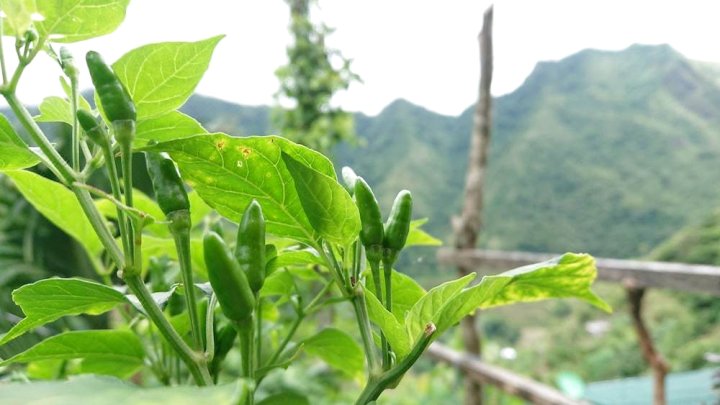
[71, 186, 125, 269]
[322, 241, 349, 292]
[382, 256, 397, 369]
[2, 92, 75, 184]
[6, 37, 44, 93]
[265, 313, 302, 368]
[305, 279, 335, 314]
[369, 258, 391, 371]
[353, 242, 363, 284]
[114, 120, 136, 269]
[355, 323, 437, 404]
[205, 294, 217, 362]
[124, 274, 212, 386]
[70, 76, 80, 171]
[352, 287, 380, 377]
[382, 257, 394, 313]
[98, 139, 132, 260]
[0, 18, 8, 84]
[261, 279, 333, 376]
[255, 298, 263, 367]
[170, 216, 203, 350]
[235, 319, 255, 405]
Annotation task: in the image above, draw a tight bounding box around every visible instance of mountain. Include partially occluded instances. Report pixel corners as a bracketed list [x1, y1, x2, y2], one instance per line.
[337, 44, 720, 260]
[182, 44, 720, 261]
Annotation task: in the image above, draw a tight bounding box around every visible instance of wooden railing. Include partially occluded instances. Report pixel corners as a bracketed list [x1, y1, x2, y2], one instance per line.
[431, 248, 720, 404]
[427, 343, 585, 405]
[437, 249, 720, 295]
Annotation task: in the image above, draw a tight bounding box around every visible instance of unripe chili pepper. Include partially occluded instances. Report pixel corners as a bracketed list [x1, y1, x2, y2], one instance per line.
[59, 47, 79, 82]
[383, 190, 413, 254]
[265, 244, 278, 274]
[76, 109, 108, 147]
[86, 51, 136, 124]
[341, 166, 358, 195]
[210, 323, 238, 381]
[145, 152, 190, 217]
[354, 177, 384, 263]
[235, 200, 266, 293]
[204, 232, 255, 323]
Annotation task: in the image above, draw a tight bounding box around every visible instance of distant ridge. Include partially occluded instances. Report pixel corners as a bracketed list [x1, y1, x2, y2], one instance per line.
[6, 43, 716, 264]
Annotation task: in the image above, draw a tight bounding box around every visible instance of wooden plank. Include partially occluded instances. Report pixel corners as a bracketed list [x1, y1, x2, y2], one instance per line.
[437, 248, 720, 295]
[427, 343, 585, 405]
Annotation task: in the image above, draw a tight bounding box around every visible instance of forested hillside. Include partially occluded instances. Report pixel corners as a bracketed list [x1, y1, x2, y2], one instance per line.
[181, 43, 720, 261]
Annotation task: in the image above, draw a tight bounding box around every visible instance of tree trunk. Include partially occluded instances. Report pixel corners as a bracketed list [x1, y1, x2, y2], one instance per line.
[452, 6, 493, 405]
[626, 286, 669, 405]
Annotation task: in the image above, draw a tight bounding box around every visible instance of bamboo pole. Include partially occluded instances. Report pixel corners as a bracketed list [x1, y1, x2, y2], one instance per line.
[451, 5, 494, 405]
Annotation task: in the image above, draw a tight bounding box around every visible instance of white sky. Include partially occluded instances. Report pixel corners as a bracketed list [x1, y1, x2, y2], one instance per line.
[7, 0, 720, 116]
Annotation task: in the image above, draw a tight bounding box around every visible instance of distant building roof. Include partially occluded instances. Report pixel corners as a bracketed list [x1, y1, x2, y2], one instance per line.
[585, 368, 718, 404]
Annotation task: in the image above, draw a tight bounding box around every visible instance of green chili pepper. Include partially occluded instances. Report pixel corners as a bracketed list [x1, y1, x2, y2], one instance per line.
[235, 200, 266, 294]
[204, 232, 255, 323]
[210, 323, 238, 382]
[383, 190, 413, 254]
[265, 243, 278, 273]
[341, 166, 359, 195]
[145, 152, 190, 218]
[59, 47, 78, 82]
[354, 177, 384, 263]
[76, 109, 107, 147]
[85, 51, 136, 124]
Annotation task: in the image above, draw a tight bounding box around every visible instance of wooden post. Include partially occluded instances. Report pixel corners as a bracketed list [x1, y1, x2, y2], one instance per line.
[451, 5, 493, 405]
[626, 286, 669, 405]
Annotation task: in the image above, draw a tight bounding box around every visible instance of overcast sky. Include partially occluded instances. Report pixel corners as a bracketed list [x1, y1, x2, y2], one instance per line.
[7, 0, 720, 116]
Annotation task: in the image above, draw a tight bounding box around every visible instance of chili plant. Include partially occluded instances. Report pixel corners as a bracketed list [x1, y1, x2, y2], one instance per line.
[0, 1, 610, 404]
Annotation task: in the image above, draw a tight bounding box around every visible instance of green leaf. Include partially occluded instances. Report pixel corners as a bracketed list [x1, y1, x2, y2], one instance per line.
[34, 96, 72, 125]
[0, 144, 41, 170]
[257, 391, 310, 405]
[113, 36, 223, 118]
[366, 269, 426, 321]
[404, 273, 476, 342]
[405, 218, 442, 247]
[189, 190, 213, 227]
[0, 0, 36, 37]
[26, 359, 65, 380]
[33, 0, 130, 43]
[466, 253, 611, 313]
[4, 170, 103, 254]
[281, 152, 360, 245]
[0, 330, 144, 378]
[134, 111, 207, 148]
[303, 328, 363, 378]
[96, 188, 167, 237]
[267, 249, 324, 275]
[0, 375, 249, 405]
[145, 134, 324, 244]
[0, 278, 127, 345]
[260, 270, 294, 298]
[364, 287, 411, 359]
[0, 115, 39, 170]
[436, 253, 611, 339]
[0, 114, 25, 146]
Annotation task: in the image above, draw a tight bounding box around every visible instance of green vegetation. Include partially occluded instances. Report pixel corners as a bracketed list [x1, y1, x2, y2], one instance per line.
[0, 1, 609, 404]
